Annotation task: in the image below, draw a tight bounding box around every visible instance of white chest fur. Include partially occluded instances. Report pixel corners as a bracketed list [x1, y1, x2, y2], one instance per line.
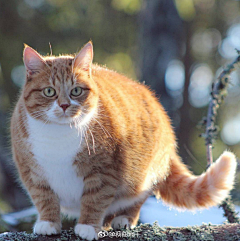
[27, 114, 84, 216]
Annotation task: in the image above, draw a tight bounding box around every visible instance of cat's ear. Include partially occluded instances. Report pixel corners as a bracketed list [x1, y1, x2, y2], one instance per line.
[73, 41, 93, 76]
[23, 45, 47, 75]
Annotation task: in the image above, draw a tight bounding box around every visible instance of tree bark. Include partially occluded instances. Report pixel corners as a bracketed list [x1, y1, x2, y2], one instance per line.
[1, 223, 240, 241]
[139, 0, 184, 111]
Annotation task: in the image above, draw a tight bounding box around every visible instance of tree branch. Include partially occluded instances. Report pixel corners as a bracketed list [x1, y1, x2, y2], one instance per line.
[1, 223, 240, 241]
[199, 54, 240, 223]
[201, 54, 240, 167]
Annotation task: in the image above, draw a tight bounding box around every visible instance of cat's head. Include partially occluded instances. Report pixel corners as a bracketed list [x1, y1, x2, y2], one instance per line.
[22, 42, 98, 125]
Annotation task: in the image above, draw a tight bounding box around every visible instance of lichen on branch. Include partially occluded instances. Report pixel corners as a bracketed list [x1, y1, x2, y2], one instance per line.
[199, 53, 240, 167]
[199, 52, 240, 223]
[1, 223, 240, 241]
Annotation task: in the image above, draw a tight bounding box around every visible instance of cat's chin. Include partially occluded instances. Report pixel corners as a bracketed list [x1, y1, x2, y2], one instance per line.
[51, 116, 74, 125]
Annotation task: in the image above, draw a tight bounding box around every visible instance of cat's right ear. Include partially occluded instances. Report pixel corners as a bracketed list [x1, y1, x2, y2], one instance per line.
[23, 45, 47, 76]
[73, 41, 93, 76]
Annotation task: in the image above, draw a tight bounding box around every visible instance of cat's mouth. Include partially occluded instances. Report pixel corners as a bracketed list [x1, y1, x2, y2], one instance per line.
[47, 111, 74, 125]
[47, 108, 82, 125]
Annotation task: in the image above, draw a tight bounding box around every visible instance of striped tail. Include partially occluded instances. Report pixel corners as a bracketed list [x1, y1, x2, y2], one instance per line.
[154, 151, 237, 209]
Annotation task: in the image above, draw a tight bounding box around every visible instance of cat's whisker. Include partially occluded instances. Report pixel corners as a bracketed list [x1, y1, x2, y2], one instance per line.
[31, 110, 45, 114]
[86, 125, 95, 154]
[76, 120, 81, 137]
[78, 110, 113, 149]
[73, 116, 81, 135]
[31, 113, 45, 118]
[39, 118, 50, 132]
[82, 125, 91, 155]
[30, 108, 51, 117]
[72, 117, 85, 151]
[77, 125, 83, 148]
[79, 122, 85, 149]
[93, 117, 113, 141]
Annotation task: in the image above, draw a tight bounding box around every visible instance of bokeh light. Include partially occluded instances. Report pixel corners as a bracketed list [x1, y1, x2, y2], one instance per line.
[219, 37, 238, 59]
[165, 60, 185, 96]
[24, 0, 44, 9]
[191, 28, 221, 58]
[221, 115, 240, 145]
[105, 53, 136, 80]
[111, 0, 142, 14]
[228, 23, 240, 50]
[189, 64, 213, 108]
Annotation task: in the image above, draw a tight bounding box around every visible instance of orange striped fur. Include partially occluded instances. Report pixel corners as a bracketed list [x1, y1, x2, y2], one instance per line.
[11, 42, 237, 240]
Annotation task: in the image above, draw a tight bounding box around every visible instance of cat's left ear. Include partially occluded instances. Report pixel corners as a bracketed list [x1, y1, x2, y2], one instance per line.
[73, 41, 93, 76]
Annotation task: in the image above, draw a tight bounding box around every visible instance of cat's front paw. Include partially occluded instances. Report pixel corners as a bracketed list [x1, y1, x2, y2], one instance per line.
[34, 220, 61, 235]
[111, 216, 129, 229]
[74, 224, 98, 241]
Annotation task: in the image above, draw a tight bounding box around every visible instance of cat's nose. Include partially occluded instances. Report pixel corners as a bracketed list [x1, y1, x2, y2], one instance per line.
[60, 104, 70, 112]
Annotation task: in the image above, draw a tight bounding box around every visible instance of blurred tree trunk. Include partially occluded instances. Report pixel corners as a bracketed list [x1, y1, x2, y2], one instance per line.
[0, 0, 20, 104]
[139, 0, 184, 111]
[177, 21, 193, 164]
[139, 0, 196, 165]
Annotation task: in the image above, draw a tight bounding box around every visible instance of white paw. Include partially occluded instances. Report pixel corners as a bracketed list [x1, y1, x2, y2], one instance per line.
[74, 224, 98, 241]
[33, 220, 61, 235]
[111, 216, 129, 229]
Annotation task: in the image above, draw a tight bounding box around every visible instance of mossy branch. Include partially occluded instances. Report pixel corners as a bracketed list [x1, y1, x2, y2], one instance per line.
[1, 223, 240, 241]
[199, 53, 240, 223]
[200, 54, 240, 167]
[219, 198, 240, 224]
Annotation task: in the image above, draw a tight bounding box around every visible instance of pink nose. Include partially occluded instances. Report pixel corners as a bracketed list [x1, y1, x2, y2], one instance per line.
[60, 104, 70, 112]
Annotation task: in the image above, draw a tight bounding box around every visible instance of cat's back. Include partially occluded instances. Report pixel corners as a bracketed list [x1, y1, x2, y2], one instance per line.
[91, 64, 173, 136]
[92, 65, 167, 113]
[91, 65, 175, 168]
[92, 64, 149, 97]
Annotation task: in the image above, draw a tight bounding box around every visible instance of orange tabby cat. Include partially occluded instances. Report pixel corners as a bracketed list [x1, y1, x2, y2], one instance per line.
[11, 41, 237, 240]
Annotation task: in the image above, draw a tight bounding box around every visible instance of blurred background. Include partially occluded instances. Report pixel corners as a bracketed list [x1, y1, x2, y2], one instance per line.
[1, 0, 240, 232]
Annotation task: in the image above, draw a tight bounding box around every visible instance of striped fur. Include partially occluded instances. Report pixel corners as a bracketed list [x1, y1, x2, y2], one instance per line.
[154, 151, 237, 209]
[11, 42, 237, 241]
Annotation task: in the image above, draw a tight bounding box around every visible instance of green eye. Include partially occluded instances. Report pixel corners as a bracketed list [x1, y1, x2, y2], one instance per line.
[71, 87, 82, 97]
[43, 87, 56, 97]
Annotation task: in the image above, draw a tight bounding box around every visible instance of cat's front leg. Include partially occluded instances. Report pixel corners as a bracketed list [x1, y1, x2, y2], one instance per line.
[74, 172, 117, 241]
[32, 184, 61, 235]
[20, 163, 61, 235]
[12, 136, 62, 236]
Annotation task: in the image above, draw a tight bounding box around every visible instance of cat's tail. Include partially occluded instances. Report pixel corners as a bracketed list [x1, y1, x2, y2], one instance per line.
[154, 151, 237, 209]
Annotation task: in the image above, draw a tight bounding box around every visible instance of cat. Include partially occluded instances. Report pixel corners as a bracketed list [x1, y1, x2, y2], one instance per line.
[11, 41, 237, 241]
